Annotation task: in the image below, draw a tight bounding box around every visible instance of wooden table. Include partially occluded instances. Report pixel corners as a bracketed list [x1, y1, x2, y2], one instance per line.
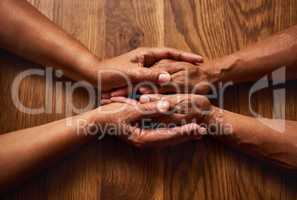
[1, 0, 296, 199]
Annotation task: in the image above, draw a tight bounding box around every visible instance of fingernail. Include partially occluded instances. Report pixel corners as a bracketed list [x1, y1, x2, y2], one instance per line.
[101, 99, 111, 105]
[197, 55, 203, 60]
[139, 87, 151, 94]
[158, 72, 171, 84]
[157, 100, 170, 113]
[140, 95, 150, 103]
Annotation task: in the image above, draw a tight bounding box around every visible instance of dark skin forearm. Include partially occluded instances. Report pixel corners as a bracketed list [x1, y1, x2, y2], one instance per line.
[208, 26, 297, 169]
[137, 94, 297, 170]
[213, 25, 297, 83]
[141, 25, 297, 95]
[0, 99, 201, 191]
[210, 107, 297, 170]
[0, 1, 204, 93]
[0, 0, 100, 83]
[0, 111, 96, 191]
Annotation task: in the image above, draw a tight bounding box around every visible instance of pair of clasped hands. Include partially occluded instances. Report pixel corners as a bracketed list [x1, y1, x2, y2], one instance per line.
[91, 47, 219, 148]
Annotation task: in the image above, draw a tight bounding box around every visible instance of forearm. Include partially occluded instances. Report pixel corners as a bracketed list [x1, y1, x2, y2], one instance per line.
[0, 111, 97, 191]
[209, 107, 297, 170]
[214, 25, 297, 83]
[0, 0, 100, 84]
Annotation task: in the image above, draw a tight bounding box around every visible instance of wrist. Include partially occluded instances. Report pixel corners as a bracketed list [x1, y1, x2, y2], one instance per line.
[204, 106, 230, 136]
[204, 106, 223, 124]
[64, 110, 101, 140]
[211, 54, 242, 83]
[70, 52, 102, 85]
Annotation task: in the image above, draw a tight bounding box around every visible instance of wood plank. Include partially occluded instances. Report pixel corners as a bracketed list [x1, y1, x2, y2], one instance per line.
[101, 1, 165, 199]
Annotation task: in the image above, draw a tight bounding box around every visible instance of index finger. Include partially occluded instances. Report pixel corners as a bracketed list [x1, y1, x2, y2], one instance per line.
[127, 123, 205, 148]
[150, 47, 203, 64]
[134, 47, 203, 67]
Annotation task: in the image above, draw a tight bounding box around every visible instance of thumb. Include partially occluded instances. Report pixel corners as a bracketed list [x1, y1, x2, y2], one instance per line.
[131, 100, 171, 122]
[130, 68, 171, 84]
[110, 97, 171, 121]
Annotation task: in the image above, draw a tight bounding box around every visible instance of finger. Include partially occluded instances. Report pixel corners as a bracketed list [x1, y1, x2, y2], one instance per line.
[101, 92, 111, 99]
[141, 94, 188, 103]
[139, 94, 198, 123]
[139, 84, 177, 95]
[138, 72, 184, 94]
[110, 97, 138, 105]
[139, 86, 154, 94]
[138, 86, 154, 94]
[154, 113, 195, 125]
[140, 100, 170, 114]
[149, 94, 210, 115]
[130, 67, 171, 84]
[140, 94, 192, 112]
[110, 87, 129, 97]
[127, 123, 205, 148]
[140, 94, 181, 107]
[146, 48, 203, 66]
[148, 61, 185, 74]
[139, 94, 163, 103]
[100, 99, 112, 105]
[132, 100, 170, 121]
[110, 97, 170, 117]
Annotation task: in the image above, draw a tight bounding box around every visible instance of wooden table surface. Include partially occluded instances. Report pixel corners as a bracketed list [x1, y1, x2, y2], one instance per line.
[1, 0, 297, 199]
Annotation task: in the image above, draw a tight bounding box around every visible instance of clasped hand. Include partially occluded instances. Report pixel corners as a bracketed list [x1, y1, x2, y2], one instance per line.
[89, 47, 221, 147]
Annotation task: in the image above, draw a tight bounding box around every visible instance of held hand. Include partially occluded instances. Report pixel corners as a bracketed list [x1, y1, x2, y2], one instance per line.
[93, 98, 205, 148]
[138, 59, 221, 95]
[137, 94, 215, 125]
[94, 47, 203, 97]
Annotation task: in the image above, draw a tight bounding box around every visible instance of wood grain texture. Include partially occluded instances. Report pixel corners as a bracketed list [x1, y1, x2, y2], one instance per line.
[0, 0, 297, 199]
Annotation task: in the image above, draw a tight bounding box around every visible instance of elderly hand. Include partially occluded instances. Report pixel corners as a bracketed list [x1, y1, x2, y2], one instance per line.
[136, 59, 221, 95]
[93, 97, 206, 148]
[138, 94, 214, 125]
[96, 47, 203, 101]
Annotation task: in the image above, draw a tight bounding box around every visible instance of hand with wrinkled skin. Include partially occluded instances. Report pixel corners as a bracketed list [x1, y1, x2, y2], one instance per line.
[136, 26, 297, 96]
[137, 94, 213, 125]
[99, 47, 204, 101]
[135, 59, 220, 95]
[0, 98, 206, 190]
[100, 98, 205, 148]
[0, 1, 203, 100]
[0, 1, 205, 190]
[135, 94, 297, 170]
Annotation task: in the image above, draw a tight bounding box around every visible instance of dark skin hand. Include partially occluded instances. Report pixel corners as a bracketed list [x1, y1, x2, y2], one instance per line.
[0, 0, 203, 95]
[123, 26, 297, 170]
[0, 0, 205, 191]
[119, 25, 297, 96]
[0, 98, 206, 191]
[96, 47, 204, 99]
[136, 59, 219, 95]
[96, 99, 205, 148]
[131, 94, 297, 170]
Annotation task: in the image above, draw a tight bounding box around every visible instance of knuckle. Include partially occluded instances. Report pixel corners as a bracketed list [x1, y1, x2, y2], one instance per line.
[195, 95, 210, 108]
[136, 47, 149, 53]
